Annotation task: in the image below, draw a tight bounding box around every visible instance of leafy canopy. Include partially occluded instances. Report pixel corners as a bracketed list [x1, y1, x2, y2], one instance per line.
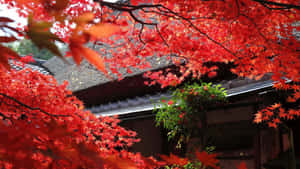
[0, 68, 156, 168]
[0, 0, 299, 168]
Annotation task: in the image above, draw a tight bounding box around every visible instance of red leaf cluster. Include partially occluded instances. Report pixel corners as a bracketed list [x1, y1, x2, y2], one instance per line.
[0, 0, 299, 138]
[0, 68, 155, 168]
[195, 151, 220, 169]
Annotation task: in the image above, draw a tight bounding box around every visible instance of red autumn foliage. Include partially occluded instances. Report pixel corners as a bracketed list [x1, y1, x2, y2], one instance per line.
[0, 68, 155, 168]
[2, 0, 300, 126]
[195, 151, 220, 169]
[161, 152, 248, 169]
[236, 162, 248, 169]
[0, 0, 299, 168]
[160, 153, 189, 166]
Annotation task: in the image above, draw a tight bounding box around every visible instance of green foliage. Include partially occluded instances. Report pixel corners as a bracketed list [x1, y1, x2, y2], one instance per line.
[155, 82, 227, 146]
[10, 39, 60, 60]
[165, 162, 201, 169]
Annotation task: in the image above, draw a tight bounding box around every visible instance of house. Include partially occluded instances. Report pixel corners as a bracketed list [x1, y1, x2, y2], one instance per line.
[43, 56, 298, 169]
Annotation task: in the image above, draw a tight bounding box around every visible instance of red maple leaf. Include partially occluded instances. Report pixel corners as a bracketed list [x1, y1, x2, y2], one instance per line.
[195, 151, 220, 169]
[160, 153, 189, 166]
[236, 162, 248, 169]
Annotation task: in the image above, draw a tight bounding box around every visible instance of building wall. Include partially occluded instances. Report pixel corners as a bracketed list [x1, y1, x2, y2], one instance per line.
[121, 116, 168, 157]
[117, 95, 291, 168]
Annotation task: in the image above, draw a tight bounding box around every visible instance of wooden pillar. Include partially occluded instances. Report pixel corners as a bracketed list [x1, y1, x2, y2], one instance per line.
[254, 129, 261, 169]
[283, 127, 296, 169]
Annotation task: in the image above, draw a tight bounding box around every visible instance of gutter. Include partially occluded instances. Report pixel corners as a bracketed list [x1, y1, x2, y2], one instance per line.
[90, 79, 291, 118]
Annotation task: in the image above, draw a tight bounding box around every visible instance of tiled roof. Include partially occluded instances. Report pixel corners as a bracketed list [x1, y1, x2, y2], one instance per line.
[10, 60, 51, 75]
[43, 56, 172, 91]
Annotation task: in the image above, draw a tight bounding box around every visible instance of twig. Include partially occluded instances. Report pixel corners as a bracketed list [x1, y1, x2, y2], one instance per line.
[0, 93, 70, 117]
[97, 1, 237, 57]
[252, 0, 300, 10]
[129, 11, 156, 25]
[138, 24, 146, 45]
[158, 5, 237, 57]
[155, 25, 169, 47]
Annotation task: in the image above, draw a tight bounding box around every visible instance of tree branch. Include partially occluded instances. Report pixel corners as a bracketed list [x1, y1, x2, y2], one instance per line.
[0, 93, 69, 117]
[138, 24, 146, 45]
[97, 1, 163, 11]
[252, 0, 300, 10]
[129, 11, 156, 25]
[155, 25, 169, 48]
[96, 1, 237, 57]
[157, 5, 237, 57]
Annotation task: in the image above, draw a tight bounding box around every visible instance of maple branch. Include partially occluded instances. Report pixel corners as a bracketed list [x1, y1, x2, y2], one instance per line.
[98, 1, 162, 11]
[141, 8, 216, 20]
[235, 0, 241, 17]
[252, 0, 300, 10]
[155, 25, 169, 47]
[98, 0, 158, 25]
[240, 14, 268, 42]
[0, 93, 70, 117]
[129, 11, 156, 25]
[157, 5, 237, 57]
[0, 112, 11, 121]
[138, 24, 146, 45]
[97, 1, 237, 57]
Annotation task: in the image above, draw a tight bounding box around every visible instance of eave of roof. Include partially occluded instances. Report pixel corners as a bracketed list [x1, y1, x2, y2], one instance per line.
[9, 60, 51, 75]
[90, 78, 291, 117]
